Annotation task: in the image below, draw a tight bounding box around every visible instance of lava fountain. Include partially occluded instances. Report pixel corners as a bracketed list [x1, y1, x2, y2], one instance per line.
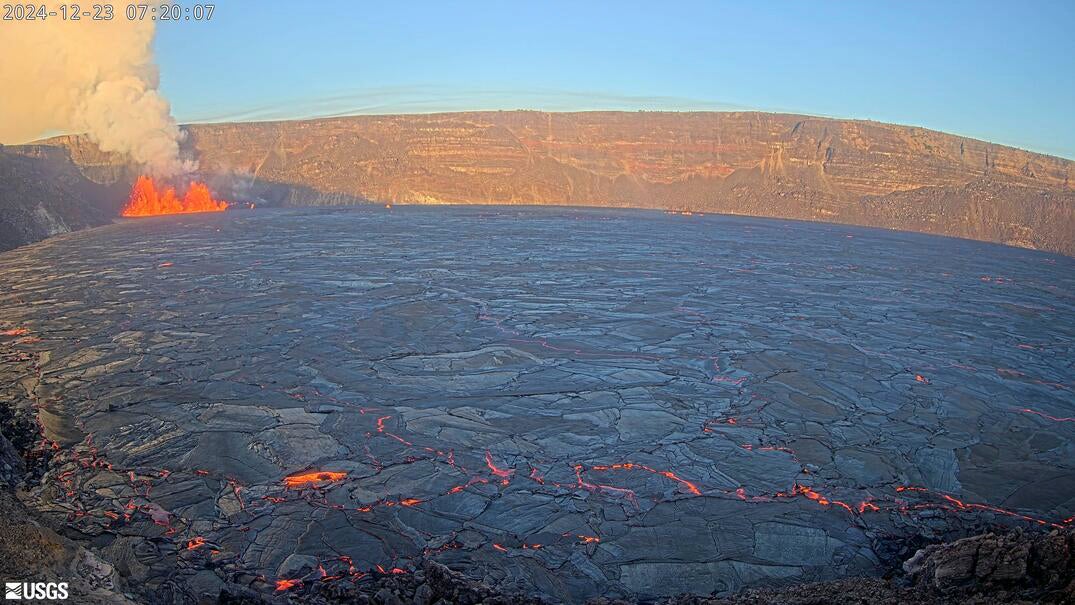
[121, 175, 229, 217]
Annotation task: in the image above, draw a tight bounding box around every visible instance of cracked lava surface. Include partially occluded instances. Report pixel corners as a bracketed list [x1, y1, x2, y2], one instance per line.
[0, 206, 1073, 603]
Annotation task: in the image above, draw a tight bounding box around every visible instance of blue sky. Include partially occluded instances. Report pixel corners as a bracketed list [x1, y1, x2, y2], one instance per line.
[156, 0, 1075, 159]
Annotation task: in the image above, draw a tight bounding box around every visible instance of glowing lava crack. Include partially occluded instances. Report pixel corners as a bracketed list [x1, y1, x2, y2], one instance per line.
[3, 207, 1073, 604]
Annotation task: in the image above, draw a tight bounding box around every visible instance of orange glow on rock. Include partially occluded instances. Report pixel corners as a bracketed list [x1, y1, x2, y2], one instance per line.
[893, 484, 1070, 527]
[574, 464, 637, 500]
[283, 470, 347, 489]
[446, 476, 489, 495]
[528, 466, 546, 484]
[588, 462, 702, 495]
[1018, 407, 1075, 422]
[274, 579, 300, 591]
[792, 484, 855, 513]
[484, 451, 515, 485]
[121, 175, 229, 217]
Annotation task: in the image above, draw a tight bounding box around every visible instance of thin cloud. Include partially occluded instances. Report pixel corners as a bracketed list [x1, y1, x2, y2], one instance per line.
[177, 85, 754, 124]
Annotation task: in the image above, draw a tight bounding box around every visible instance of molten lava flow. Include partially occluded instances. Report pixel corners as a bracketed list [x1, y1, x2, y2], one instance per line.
[528, 466, 546, 484]
[587, 462, 702, 495]
[274, 579, 300, 592]
[121, 175, 229, 217]
[573, 464, 637, 501]
[283, 470, 347, 489]
[484, 451, 516, 485]
[791, 484, 855, 513]
[1018, 407, 1075, 422]
[446, 476, 489, 495]
[895, 484, 1073, 528]
[374, 415, 415, 446]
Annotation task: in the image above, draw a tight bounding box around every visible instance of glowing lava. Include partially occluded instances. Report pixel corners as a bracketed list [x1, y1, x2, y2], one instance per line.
[283, 470, 347, 489]
[121, 175, 229, 217]
[484, 451, 516, 485]
[274, 579, 300, 592]
[586, 462, 702, 495]
[788, 484, 856, 513]
[1018, 407, 1075, 423]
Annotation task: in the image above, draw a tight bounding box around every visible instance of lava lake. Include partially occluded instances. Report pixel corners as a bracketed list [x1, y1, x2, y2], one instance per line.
[0, 206, 1072, 603]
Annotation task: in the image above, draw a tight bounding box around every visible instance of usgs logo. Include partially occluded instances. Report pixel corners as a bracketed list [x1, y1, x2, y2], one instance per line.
[4, 583, 68, 600]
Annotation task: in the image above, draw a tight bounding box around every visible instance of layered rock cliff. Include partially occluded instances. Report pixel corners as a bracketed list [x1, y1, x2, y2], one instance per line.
[0, 145, 122, 253]
[8, 111, 1075, 255]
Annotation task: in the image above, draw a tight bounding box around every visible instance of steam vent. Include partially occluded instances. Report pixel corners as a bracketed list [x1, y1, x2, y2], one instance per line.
[0, 206, 1072, 603]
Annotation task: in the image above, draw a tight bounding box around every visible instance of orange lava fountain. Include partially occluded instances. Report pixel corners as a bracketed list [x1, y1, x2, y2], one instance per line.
[121, 175, 229, 217]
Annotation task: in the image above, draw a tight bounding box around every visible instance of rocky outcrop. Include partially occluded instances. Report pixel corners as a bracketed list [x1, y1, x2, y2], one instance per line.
[0, 387, 135, 605]
[856, 178, 1075, 253]
[0, 145, 122, 252]
[902, 529, 1075, 598]
[658, 529, 1075, 604]
[0, 490, 138, 605]
[28, 111, 1075, 256]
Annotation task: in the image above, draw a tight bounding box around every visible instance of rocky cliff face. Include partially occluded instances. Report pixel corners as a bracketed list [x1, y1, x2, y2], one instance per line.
[0, 145, 123, 253]
[12, 111, 1075, 255]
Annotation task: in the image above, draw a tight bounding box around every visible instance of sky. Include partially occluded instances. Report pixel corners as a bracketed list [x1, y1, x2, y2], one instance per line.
[156, 0, 1075, 159]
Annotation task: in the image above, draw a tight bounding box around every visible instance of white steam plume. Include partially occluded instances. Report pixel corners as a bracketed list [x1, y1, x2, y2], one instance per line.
[0, 18, 194, 176]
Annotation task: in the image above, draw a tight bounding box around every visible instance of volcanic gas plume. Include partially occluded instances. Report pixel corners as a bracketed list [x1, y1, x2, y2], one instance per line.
[122, 176, 228, 217]
[0, 18, 193, 177]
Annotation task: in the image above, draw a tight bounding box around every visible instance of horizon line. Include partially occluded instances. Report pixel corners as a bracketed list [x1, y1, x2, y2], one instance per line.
[173, 108, 1071, 162]
[21, 108, 1074, 164]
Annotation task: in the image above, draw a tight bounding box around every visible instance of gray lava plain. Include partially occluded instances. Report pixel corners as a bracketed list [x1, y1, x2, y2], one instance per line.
[0, 206, 1072, 603]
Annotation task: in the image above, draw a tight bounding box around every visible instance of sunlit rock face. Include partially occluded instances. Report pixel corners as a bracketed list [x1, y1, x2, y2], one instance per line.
[41, 111, 1075, 256]
[0, 206, 1072, 603]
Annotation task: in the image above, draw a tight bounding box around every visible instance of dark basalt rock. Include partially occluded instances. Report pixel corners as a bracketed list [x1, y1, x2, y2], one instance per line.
[217, 531, 1075, 604]
[662, 529, 1075, 604]
[0, 145, 121, 252]
[0, 431, 25, 487]
[0, 207, 1072, 604]
[903, 529, 1075, 596]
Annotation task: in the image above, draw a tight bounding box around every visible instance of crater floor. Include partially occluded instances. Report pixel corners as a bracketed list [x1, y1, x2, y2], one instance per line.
[0, 206, 1072, 603]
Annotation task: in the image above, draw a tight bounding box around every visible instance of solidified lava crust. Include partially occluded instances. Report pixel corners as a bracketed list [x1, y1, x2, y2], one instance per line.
[0, 206, 1072, 604]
